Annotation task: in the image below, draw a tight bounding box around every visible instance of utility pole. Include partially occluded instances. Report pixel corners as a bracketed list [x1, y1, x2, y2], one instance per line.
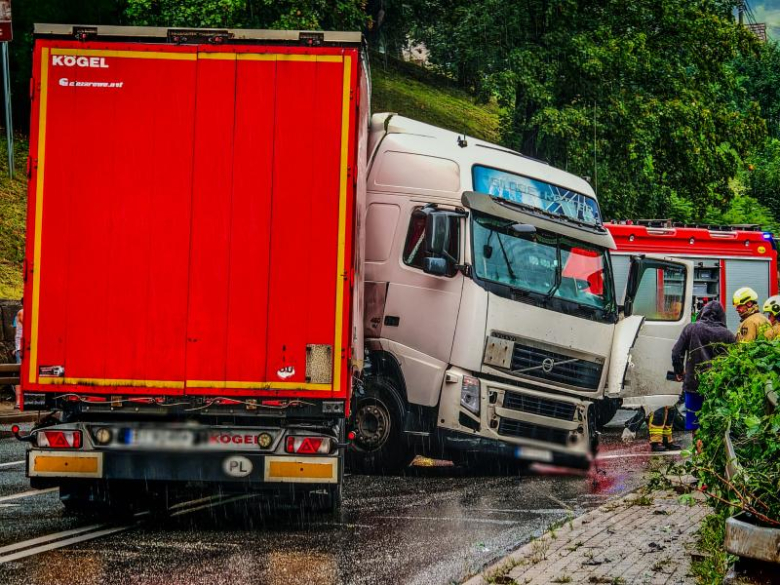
[2, 42, 11, 179]
[738, 0, 744, 26]
[0, 1, 11, 180]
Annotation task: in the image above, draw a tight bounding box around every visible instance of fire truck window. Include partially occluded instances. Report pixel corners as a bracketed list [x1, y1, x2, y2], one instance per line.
[403, 208, 459, 276]
[633, 265, 685, 321]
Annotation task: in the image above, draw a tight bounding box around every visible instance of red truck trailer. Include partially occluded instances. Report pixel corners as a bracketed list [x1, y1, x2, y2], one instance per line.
[18, 24, 368, 511]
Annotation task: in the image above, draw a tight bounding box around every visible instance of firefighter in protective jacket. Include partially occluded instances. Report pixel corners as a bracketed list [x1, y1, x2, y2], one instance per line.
[763, 295, 780, 340]
[733, 287, 771, 342]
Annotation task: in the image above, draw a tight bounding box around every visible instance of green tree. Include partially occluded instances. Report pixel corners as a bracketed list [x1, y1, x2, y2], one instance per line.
[124, 0, 368, 31]
[410, 0, 766, 220]
[745, 137, 780, 221]
[736, 40, 780, 138]
[9, 1, 125, 130]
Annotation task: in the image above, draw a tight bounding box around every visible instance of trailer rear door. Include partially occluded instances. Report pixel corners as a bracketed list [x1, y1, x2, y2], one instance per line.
[24, 40, 359, 400]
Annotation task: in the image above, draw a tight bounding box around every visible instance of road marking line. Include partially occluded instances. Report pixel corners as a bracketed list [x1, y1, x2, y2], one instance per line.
[169, 493, 257, 517]
[471, 508, 565, 515]
[596, 451, 684, 460]
[0, 523, 106, 555]
[0, 492, 259, 564]
[376, 515, 519, 525]
[168, 494, 223, 511]
[0, 525, 132, 564]
[0, 460, 25, 468]
[0, 488, 57, 503]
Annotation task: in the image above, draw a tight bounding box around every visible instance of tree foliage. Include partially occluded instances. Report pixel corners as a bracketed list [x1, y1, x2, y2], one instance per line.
[7, 0, 780, 230]
[124, 0, 368, 30]
[408, 0, 768, 220]
[689, 340, 780, 525]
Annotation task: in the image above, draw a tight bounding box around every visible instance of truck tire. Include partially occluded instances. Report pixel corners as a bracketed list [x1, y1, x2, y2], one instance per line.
[322, 483, 342, 514]
[348, 376, 414, 475]
[59, 482, 95, 514]
[60, 481, 136, 518]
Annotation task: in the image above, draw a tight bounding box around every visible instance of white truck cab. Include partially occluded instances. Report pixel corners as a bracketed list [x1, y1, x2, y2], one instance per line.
[351, 114, 692, 472]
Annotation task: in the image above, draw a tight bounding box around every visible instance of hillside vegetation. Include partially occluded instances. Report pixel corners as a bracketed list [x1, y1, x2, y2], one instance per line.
[0, 137, 27, 300]
[370, 54, 501, 143]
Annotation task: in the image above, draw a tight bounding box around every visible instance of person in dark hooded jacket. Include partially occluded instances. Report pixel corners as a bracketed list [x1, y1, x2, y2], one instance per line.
[671, 301, 735, 431]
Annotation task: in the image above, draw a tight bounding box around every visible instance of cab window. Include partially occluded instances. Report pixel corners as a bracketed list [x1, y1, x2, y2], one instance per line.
[633, 265, 685, 321]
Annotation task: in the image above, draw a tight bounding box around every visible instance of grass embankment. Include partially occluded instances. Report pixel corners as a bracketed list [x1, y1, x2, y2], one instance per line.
[0, 135, 27, 300]
[370, 53, 501, 143]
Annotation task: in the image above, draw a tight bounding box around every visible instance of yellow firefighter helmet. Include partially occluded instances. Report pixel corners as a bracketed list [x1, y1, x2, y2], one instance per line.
[732, 287, 758, 307]
[763, 295, 780, 317]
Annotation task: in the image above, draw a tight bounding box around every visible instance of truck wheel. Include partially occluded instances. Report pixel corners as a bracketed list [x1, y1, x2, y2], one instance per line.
[348, 376, 414, 475]
[59, 483, 95, 514]
[323, 483, 342, 514]
[60, 481, 136, 518]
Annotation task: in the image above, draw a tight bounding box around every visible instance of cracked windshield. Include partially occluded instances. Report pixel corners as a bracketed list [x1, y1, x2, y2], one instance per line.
[471, 211, 614, 312]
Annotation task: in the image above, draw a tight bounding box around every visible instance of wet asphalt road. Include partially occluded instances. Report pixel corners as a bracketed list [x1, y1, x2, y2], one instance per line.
[0, 414, 684, 585]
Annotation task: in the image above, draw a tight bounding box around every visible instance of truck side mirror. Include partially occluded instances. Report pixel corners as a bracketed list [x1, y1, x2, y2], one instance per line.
[424, 212, 451, 256]
[423, 258, 450, 276]
[422, 257, 449, 276]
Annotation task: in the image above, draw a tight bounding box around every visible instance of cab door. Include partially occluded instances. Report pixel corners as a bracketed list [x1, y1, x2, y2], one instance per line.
[609, 256, 694, 409]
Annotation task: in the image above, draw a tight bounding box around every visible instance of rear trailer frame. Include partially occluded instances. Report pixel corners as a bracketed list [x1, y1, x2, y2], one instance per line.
[27, 421, 341, 486]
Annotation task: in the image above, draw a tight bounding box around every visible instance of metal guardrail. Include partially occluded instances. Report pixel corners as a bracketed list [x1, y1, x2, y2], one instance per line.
[0, 362, 20, 386]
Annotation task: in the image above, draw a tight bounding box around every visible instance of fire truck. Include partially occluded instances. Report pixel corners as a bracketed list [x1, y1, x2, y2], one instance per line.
[607, 221, 778, 331]
[602, 220, 777, 414]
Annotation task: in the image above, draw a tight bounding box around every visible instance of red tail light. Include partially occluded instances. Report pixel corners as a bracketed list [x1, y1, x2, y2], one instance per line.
[285, 436, 331, 454]
[37, 430, 82, 449]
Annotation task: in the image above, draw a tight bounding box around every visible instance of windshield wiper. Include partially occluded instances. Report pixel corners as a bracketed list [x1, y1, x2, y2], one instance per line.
[496, 233, 516, 280]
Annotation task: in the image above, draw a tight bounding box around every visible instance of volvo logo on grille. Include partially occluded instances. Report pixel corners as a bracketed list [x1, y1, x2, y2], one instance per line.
[541, 358, 555, 373]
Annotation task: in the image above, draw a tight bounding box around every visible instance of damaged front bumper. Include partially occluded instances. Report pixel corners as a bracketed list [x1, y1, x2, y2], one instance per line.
[437, 368, 594, 469]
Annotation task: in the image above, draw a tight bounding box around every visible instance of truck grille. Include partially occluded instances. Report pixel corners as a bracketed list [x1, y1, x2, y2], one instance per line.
[503, 392, 576, 421]
[497, 418, 570, 446]
[510, 343, 602, 390]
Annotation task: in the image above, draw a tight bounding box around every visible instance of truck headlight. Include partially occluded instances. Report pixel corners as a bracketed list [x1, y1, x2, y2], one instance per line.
[460, 375, 481, 415]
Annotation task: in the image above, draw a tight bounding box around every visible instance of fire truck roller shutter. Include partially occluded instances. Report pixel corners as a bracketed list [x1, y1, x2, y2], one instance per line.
[724, 259, 770, 331]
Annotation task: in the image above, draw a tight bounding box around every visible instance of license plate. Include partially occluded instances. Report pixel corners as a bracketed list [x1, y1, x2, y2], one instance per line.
[515, 446, 553, 462]
[124, 429, 195, 449]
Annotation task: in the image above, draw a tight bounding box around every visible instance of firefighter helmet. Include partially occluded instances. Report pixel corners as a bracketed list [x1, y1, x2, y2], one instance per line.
[763, 295, 780, 317]
[732, 287, 758, 307]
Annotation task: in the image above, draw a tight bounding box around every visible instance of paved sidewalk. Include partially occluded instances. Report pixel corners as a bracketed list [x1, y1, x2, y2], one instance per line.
[464, 490, 708, 585]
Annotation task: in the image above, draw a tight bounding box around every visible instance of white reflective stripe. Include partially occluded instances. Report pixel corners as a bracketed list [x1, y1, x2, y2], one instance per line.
[0, 460, 24, 468]
[0, 525, 131, 564]
[0, 488, 57, 503]
[0, 523, 106, 555]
